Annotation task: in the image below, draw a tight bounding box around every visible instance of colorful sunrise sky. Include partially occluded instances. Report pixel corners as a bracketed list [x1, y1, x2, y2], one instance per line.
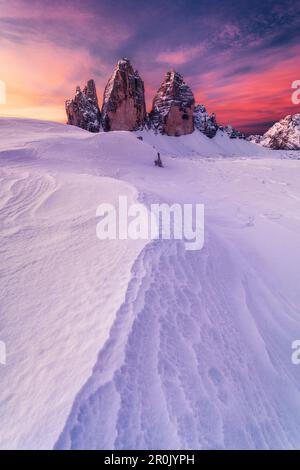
[0, 0, 299, 134]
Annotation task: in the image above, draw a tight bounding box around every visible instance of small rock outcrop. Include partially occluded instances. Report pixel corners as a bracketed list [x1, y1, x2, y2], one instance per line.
[247, 134, 263, 144]
[65, 79, 101, 133]
[150, 71, 195, 136]
[101, 58, 146, 131]
[154, 152, 163, 167]
[251, 114, 300, 150]
[193, 104, 218, 138]
[219, 124, 245, 139]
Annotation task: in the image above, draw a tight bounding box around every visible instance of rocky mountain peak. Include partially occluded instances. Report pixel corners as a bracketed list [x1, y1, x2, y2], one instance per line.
[116, 57, 131, 71]
[253, 114, 300, 150]
[65, 79, 101, 133]
[150, 70, 195, 136]
[82, 79, 99, 105]
[101, 58, 146, 131]
[64, 62, 255, 143]
[193, 104, 218, 138]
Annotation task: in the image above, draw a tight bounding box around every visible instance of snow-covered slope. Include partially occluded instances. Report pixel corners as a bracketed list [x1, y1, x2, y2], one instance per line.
[135, 127, 271, 159]
[0, 119, 154, 449]
[1, 118, 300, 450]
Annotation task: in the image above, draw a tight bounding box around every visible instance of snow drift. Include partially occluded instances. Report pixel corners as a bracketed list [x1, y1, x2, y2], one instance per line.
[0, 118, 300, 449]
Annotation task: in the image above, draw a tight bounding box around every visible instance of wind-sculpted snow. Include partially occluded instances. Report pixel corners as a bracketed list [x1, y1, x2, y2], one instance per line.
[1, 118, 300, 449]
[56, 235, 300, 449]
[0, 155, 147, 449]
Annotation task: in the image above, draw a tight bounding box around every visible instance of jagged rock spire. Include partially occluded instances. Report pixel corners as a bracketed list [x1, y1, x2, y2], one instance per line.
[150, 71, 195, 136]
[65, 79, 101, 133]
[193, 104, 218, 138]
[101, 58, 146, 131]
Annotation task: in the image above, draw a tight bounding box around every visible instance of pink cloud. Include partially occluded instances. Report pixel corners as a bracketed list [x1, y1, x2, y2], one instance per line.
[0, 39, 111, 121]
[0, 0, 131, 48]
[156, 45, 205, 65]
[192, 45, 300, 132]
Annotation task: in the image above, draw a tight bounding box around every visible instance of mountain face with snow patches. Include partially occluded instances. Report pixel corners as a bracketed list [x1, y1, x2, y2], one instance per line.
[65, 79, 101, 133]
[219, 125, 245, 140]
[65, 58, 247, 141]
[149, 71, 195, 136]
[101, 58, 147, 132]
[193, 104, 218, 138]
[248, 114, 300, 150]
[247, 134, 263, 144]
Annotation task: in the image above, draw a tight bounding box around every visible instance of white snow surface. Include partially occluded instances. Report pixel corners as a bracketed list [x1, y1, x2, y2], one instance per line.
[0, 118, 300, 450]
[135, 128, 272, 159]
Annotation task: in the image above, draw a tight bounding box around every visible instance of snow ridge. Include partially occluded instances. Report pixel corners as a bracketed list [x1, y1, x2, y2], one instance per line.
[55, 234, 300, 450]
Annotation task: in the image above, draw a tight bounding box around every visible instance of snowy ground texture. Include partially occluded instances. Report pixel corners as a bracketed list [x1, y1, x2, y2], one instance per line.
[0, 118, 300, 450]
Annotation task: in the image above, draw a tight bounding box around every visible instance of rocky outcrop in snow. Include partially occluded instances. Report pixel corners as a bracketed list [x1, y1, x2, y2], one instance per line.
[250, 114, 300, 150]
[150, 71, 195, 136]
[193, 104, 218, 138]
[247, 134, 263, 144]
[101, 58, 146, 131]
[219, 125, 245, 139]
[193, 105, 246, 140]
[65, 80, 101, 133]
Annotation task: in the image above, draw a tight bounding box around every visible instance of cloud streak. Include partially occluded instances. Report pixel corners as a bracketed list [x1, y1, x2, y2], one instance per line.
[156, 45, 206, 65]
